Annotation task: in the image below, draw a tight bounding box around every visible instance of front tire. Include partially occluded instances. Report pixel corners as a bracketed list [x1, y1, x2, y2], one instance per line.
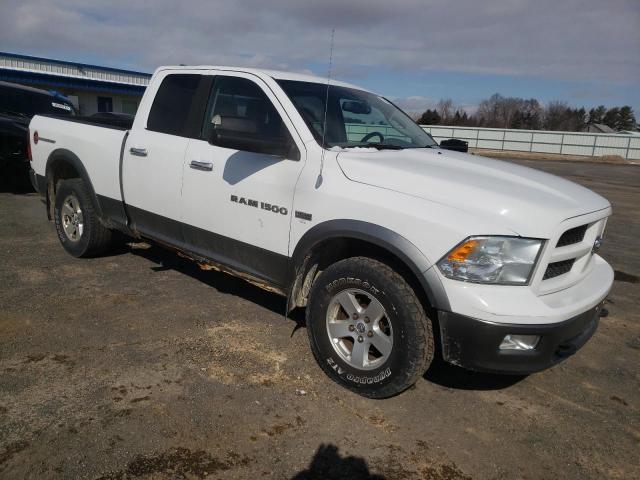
[54, 178, 112, 257]
[306, 257, 434, 398]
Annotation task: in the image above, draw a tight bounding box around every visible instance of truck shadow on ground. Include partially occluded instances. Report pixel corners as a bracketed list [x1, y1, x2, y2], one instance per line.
[128, 241, 289, 317]
[423, 358, 525, 390]
[291, 444, 384, 480]
[128, 241, 525, 392]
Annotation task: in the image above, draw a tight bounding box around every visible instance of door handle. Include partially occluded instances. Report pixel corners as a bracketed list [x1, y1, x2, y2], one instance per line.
[129, 147, 148, 157]
[190, 160, 213, 171]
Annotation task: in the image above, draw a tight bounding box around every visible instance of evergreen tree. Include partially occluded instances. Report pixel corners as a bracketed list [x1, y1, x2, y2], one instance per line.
[588, 105, 606, 124]
[417, 109, 441, 125]
[603, 108, 620, 129]
[616, 106, 636, 130]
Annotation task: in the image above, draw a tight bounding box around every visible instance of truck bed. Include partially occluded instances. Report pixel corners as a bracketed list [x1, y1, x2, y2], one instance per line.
[29, 114, 129, 204]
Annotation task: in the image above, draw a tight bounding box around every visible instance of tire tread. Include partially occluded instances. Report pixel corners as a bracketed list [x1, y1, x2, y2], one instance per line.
[306, 256, 434, 398]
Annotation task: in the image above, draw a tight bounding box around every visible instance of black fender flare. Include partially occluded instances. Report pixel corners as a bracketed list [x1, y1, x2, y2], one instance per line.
[290, 219, 450, 311]
[45, 148, 103, 218]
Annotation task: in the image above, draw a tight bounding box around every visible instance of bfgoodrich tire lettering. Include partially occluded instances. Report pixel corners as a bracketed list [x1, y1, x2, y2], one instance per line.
[54, 178, 112, 257]
[306, 257, 434, 398]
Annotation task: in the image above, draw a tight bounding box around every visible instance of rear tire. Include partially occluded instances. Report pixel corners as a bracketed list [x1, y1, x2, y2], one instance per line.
[306, 257, 434, 398]
[54, 178, 112, 257]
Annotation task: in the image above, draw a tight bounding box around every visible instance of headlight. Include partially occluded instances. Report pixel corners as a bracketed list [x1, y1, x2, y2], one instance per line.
[437, 236, 543, 285]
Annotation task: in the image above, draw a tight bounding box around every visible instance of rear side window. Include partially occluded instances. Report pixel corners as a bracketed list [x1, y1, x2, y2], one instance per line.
[147, 74, 211, 137]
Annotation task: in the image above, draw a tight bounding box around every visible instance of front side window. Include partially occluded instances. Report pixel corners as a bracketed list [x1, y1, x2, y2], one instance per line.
[277, 80, 438, 150]
[202, 76, 298, 159]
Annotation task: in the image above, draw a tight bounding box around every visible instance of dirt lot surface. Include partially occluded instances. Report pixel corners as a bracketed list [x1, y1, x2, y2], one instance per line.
[1, 159, 638, 479]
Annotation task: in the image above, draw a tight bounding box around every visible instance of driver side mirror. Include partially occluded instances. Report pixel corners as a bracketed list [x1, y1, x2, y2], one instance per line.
[208, 115, 299, 160]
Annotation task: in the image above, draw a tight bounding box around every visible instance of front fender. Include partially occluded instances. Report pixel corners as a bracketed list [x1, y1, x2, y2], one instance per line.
[291, 219, 450, 311]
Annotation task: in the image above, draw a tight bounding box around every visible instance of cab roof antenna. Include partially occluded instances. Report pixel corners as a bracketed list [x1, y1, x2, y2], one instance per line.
[316, 28, 335, 188]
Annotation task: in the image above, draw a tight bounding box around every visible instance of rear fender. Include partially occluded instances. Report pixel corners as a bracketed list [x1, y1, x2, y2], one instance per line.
[45, 149, 103, 220]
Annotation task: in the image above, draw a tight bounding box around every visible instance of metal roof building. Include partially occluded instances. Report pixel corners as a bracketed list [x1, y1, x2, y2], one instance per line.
[0, 51, 151, 115]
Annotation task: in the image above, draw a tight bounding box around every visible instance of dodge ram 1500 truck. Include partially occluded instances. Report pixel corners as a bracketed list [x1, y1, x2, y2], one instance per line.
[28, 66, 614, 398]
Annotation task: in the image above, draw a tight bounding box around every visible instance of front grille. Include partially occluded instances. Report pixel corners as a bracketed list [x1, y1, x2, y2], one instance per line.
[556, 224, 588, 247]
[543, 259, 575, 280]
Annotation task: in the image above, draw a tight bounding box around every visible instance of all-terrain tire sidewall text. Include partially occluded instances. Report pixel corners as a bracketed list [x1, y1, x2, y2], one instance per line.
[306, 257, 434, 398]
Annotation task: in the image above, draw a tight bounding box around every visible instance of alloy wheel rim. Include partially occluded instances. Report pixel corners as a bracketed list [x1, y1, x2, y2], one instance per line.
[61, 194, 84, 242]
[325, 288, 393, 370]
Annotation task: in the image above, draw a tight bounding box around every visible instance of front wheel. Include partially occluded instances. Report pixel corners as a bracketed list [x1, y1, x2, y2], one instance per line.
[54, 178, 112, 257]
[306, 257, 434, 398]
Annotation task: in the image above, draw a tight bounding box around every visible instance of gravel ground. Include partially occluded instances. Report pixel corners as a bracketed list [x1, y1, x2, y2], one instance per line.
[0, 159, 638, 480]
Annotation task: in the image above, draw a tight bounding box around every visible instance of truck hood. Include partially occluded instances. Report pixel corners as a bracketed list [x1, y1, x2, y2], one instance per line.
[336, 148, 610, 237]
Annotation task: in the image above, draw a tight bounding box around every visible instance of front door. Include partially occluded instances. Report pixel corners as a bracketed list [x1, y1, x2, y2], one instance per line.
[180, 73, 305, 286]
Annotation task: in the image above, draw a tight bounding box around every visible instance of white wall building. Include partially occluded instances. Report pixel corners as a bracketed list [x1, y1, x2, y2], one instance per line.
[0, 51, 150, 116]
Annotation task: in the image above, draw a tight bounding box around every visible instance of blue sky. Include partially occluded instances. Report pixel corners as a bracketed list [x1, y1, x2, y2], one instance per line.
[1, 0, 638, 114]
[350, 68, 640, 114]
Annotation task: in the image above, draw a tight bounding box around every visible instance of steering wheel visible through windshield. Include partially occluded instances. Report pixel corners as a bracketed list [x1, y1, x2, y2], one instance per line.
[277, 79, 438, 150]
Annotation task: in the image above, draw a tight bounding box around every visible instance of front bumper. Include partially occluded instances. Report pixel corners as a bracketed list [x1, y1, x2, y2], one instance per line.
[438, 303, 603, 374]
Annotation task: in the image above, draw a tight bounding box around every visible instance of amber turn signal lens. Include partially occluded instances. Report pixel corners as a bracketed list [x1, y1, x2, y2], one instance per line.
[447, 239, 479, 262]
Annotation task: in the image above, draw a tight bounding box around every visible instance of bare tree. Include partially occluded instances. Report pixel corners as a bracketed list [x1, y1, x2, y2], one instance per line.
[416, 93, 633, 132]
[436, 99, 454, 124]
[544, 101, 575, 131]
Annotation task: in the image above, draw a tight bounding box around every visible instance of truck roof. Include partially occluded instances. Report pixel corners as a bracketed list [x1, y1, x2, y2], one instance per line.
[154, 66, 363, 90]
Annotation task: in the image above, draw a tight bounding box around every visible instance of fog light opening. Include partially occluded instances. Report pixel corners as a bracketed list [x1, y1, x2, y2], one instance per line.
[499, 334, 540, 351]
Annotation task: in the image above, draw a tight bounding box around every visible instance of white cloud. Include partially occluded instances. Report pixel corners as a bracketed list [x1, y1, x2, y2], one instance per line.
[390, 96, 434, 112]
[0, 0, 638, 86]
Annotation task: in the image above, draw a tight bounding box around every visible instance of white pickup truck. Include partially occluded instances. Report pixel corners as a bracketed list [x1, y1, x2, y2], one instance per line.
[28, 66, 614, 398]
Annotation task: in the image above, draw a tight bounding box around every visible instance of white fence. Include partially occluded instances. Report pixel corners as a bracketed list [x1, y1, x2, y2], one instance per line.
[421, 125, 640, 160]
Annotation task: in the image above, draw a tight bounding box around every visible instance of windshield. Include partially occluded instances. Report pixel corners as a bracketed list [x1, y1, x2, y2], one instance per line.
[277, 80, 437, 150]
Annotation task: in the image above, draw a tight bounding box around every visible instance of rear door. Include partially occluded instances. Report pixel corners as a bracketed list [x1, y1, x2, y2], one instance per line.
[180, 73, 305, 286]
[122, 72, 212, 246]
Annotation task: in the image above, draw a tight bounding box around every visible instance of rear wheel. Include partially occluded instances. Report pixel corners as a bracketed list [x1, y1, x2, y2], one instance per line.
[54, 178, 112, 257]
[306, 257, 434, 398]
